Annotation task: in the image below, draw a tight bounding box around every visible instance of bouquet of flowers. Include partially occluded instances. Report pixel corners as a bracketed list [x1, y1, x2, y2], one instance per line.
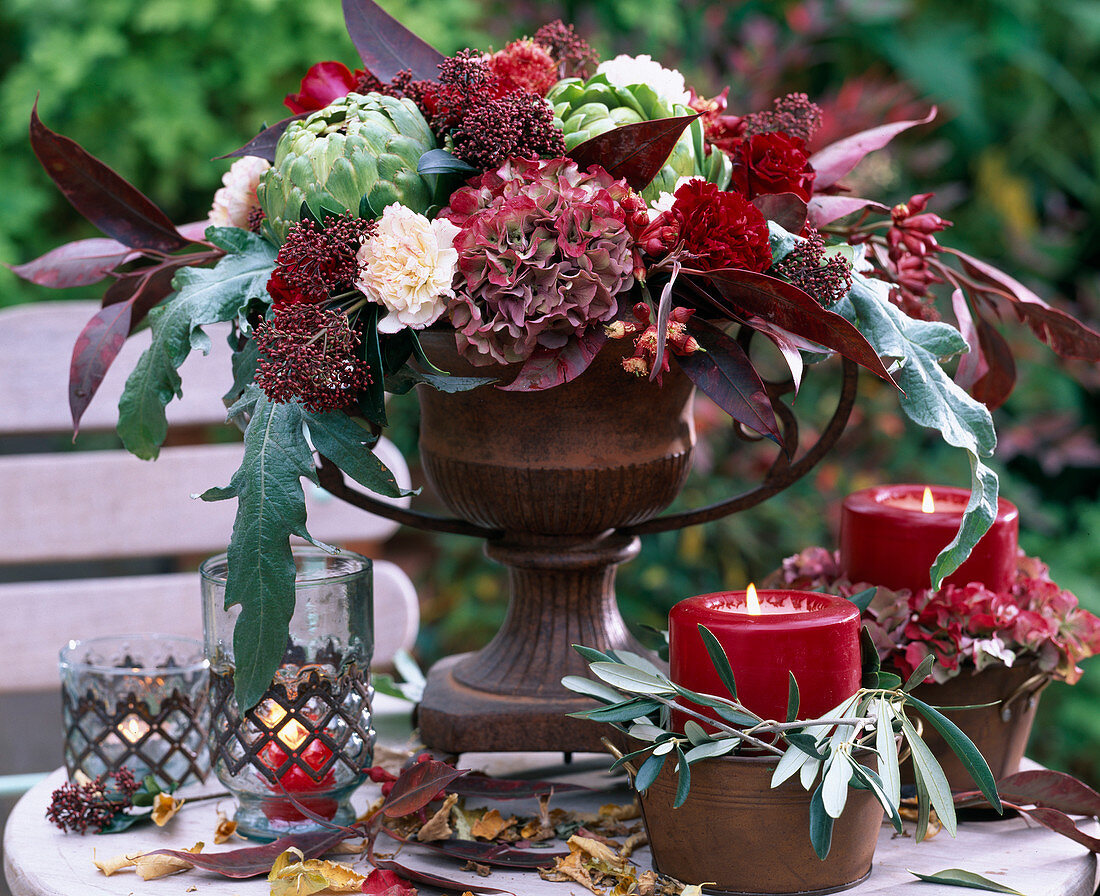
[18, 0, 1100, 704]
[774, 546, 1100, 684]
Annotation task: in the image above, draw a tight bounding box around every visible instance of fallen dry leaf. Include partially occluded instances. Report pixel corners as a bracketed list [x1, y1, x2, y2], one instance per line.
[540, 833, 635, 895]
[93, 850, 138, 876]
[461, 860, 491, 877]
[600, 801, 640, 822]
[635, 870, 660, 895]
[372, 744, 416, 775]
[470, 809, 516, 841]
[619, 831, 648, 859]
[268, 847, 368, 896]
[361, 867, 418, 896]
[152, 792, 185, 827]
[135, 842, 203, 880]
[214, 811, 239, 844]
[417, 793, 458, 842]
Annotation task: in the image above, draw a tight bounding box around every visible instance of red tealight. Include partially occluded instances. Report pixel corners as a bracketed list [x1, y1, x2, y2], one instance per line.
[669, 589, 862, 726]
[839, 484, 1019, 593]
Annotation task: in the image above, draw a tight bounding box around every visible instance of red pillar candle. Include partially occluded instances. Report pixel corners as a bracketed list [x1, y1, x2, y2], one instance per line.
[839, 484, 1019, 593]
[669, 588, 862, 725]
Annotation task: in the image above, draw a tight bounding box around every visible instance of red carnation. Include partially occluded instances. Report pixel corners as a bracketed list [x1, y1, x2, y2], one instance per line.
[728, 132, 816, 201]
[670, 180, 772, 272]
[285, 61, 360, 114]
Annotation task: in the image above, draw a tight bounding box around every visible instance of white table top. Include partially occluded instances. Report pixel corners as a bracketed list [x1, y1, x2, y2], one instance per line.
[5, 696, 1098, 896]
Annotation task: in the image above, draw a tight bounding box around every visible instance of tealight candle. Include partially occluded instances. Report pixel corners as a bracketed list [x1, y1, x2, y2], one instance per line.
[669, 587, 862, 725]
[839, 484, 1019, 593]
[255, 701, 337, 822]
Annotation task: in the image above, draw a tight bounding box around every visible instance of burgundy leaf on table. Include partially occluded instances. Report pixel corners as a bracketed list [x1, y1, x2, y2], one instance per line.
[951, 248, 1100, 361]
[446, 774, 588, 800]
[992, 769, 1100, 815]
[809, 107, 937, 191]
[568, 114, 700, 191]
[362, 868, 418, 896]
[382, 760, 470, 818]
[675, 317, 781, 446]
[691, 267, 899, 387]
[219, 115, 306, 162]
[30, 101, 193, 254]
[341, 0, 445, 83]
[1016, 806, 1100, 852]
[144, 826, 353, 878]
[498, 329, 606, 392]
[9, 238, 131, 288]
[69, 302, 132, 432]
[806, 195, 889, 229]
[372, 857, 515, 894]
[753, 193, 808, 234]
[380, 827, 568, 869]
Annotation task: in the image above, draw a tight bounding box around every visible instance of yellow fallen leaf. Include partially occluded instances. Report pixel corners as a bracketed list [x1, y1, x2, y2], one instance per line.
[599, 801, 640, 822]
[92, 850, 138, 876]
[470, 808, 516, 841]
[680, 886, 710, 896]
[268, 848, 366, 895]
[417, 792, 457, 842]
[569, 834, 628, 871]
[214, 811, 238, 844]
[619, 830, 648, 859]
[635, 870, 659, 895]
[152, 792, 185, 827]
[134, 842, 203, 880]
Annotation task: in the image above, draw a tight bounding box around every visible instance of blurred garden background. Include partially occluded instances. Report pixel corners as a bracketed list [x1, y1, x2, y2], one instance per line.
[3, 0, 1099, 786]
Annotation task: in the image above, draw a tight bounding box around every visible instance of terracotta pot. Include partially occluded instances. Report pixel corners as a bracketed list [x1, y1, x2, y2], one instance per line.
[638, 754, 884, 895]
[903, 662, 1049, 791]
[414, 333, 696, 753]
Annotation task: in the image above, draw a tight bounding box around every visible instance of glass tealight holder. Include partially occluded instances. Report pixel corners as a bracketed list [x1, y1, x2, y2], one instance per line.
[201, 547, 375, 841]
[59, 634, 210, 787]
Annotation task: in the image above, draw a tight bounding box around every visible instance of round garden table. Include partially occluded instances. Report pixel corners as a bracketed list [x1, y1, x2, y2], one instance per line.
[5, 696, 1098, 896]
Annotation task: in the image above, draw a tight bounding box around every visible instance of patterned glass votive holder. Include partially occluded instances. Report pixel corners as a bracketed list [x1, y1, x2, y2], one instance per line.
[59, 634, 210, 787]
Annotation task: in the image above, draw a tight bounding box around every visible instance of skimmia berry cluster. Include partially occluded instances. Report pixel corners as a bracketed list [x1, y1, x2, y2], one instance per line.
[46, 768, 139, 834]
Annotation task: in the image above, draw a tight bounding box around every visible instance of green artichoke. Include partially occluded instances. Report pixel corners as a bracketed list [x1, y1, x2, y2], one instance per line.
[258, 92, 439, 244]
[548, 75, 731, 201]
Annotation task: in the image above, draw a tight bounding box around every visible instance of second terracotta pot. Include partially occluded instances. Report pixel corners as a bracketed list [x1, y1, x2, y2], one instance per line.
[638, 753, 884, 895]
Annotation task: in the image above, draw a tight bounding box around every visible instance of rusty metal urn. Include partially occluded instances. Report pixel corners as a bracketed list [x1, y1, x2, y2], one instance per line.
[639, 754, 884, 895]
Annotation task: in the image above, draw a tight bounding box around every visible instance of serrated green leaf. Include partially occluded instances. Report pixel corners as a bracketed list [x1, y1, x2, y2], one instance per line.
[907, 869, 1027, 895]
[225, 337, 259, 409]
[199, 393, 325, 709]
[301, 409, 413, 499]
[901, 714, 957, 838]
[808, 783, 834, 859]
[634, 752, 666, 793]
[697, 625, 738, 700]
[905, 694, 1001, 812]
[117, 233, 276, 458]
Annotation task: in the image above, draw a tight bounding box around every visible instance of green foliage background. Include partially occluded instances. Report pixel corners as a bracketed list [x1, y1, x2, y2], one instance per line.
[3, 0, 1099, 782]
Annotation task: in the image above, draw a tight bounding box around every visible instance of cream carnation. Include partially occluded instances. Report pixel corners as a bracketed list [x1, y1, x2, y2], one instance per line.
[596, 54, 691, 107]
[356, 204, 460, 333]
[209, 157, 270, 229]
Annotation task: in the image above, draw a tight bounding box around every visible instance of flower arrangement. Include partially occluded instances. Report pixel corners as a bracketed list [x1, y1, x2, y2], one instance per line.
[774, 547, 1100, 684]
[16, 0, 1100, 705]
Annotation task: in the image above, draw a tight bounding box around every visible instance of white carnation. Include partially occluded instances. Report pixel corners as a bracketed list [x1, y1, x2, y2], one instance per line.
[596, 54, 691, 108]
[647, 176, 704, 221]
[209, 157, 270, 229]
[356, 204, 460, 333]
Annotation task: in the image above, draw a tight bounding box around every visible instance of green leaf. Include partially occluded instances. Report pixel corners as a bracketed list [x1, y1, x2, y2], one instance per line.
[907, 869, 1027, 895]
[609, 650, 667, 677]
[683, 720, 710, 746]
[697, 624, 738, 700]
[673, 746, 691, 808]
[385, 368, 497, 394]
[573, 645, 617, 665]
[822, 752, 851, 818]
[785, 732, 826, 760]
[846, 587, 877, 613]
[117, 233, 276, 458]
[905, 694, 1002, 812]
[199, 391, 326, 709]
[301, 409, 414, 499]
[838, 274, 999, 588]
[861, 625, 881, 689]
[95, 809, 154, 834]
[670, 684, 758, 726]
[571, 698, 662, 723]
[634, 752, 666, 793]
[357, 304, 387, 427]
[771, 742, 815, 786]
[589, 662, 675, 695]
[901, 714, 957, 838]
[808, 783, 834, 860]
[849, 761, 904, 833]
[786, 672, 800, 722]
[417, 148, 479, 176]
[560, 675, 630, 704]
[878, 672, 904, 690]
[225, 338, 259, 408]
[875, 698, 901, 809]
[903, 655, 936, 692]
[685, 740, 737, 763]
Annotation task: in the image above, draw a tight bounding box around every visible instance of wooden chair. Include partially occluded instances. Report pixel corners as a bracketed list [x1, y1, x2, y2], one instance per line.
[0, 300, 418, 786]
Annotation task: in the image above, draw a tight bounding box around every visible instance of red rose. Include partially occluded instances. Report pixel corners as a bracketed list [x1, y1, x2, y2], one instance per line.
[669, 180, 772, 272]
[266, 270, 309, 309]
[728, 132, 816, 201]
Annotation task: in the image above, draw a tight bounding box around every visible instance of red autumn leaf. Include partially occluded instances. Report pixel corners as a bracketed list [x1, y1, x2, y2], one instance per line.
[996, 769, 1100, 816]
[371, 858, 514, 895]
[144, 827, 352, 878]
[752, 193, 808, 235]
[30, 101, 193, 254]
[1013, 805, 1100, 852]
[950, 248, 1100, 362]
[362, 867, 418, 896]
[341, 0, 445, 83]
[69, 301, 132, 432]
[380, 828, 567, 869]
[9, 238, 131, 288]
[382, 760, 470, 818]
[568, 114, 700, 191]
[498, 330, 606, 392]
[675, 318, 781, 446]
[688, 267, 898, 387]
[446, 773, 588, 800]
[219, 115, 307, 163]
[809, 108, 937, 191]
[806, 195, 889, 228]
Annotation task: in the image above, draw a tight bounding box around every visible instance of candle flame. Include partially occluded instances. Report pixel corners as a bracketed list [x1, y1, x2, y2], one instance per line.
[255, 700, 310, 751]
[745, 583, 762, 616]
[922, 487, 935, 514]
[118, 714, 150, 745]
